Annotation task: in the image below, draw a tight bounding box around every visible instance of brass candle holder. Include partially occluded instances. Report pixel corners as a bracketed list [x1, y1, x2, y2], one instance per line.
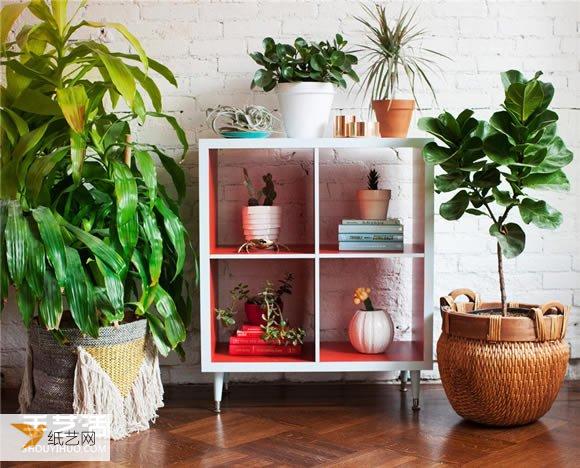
[334, 114, 380, 138]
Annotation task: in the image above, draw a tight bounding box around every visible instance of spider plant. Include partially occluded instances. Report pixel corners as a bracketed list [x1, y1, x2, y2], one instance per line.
[354, 3, 448, 105]
[0, 0, 194, 356]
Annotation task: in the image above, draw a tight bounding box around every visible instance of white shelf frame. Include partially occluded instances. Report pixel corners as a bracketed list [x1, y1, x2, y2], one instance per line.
[198, 138, 434, 376]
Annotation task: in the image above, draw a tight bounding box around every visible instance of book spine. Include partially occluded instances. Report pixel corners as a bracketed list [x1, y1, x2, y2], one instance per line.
[235, 330, 264, 337]
[338, 241, 404, 251]
[338, 233, 404, 242]
[241, 324, 262, 331]
[229, 337, 269, 345]
[228, 344, 302, 355]
[341, 219, 401, 225]
[338, 225, 403, 234]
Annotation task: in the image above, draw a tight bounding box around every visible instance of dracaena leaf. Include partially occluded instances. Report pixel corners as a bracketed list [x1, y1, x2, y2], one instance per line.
[39, 269, 62, 330]
[0, 2, 28, 44]
[4, 202, 28, 286]
[56, 86, 88, 133]
[17, 280, 35, 327]
[32, 206, 68, 287]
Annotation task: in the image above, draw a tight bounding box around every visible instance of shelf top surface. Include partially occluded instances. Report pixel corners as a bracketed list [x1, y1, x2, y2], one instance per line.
[199, 137, 431, 150]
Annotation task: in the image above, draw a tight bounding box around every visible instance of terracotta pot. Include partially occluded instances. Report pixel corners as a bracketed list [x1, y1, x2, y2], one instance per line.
[372, 99, 415, 137]
[242, 206, 281, 242]
[356, 189, 391, 220]
[348, 309, 394, 354]
[438, 288, 570, 426]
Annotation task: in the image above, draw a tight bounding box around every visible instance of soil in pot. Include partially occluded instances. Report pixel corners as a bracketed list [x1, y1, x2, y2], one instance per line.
[372, 99, 415, 137]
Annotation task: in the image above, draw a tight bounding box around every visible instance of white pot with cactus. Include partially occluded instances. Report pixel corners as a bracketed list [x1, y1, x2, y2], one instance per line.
[349, 288, 394, 354]
[357, 169, 391, 220]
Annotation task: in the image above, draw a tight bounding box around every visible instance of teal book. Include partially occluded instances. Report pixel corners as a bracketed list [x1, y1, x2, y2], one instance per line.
[338, 233, 404, 242]
[341, 218, 401, 225]
[338, 241, 404, 251]
[338, 224, 403, 234]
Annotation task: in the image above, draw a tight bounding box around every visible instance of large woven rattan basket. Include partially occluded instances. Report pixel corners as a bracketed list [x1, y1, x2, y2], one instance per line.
[438, 288, 570, 426]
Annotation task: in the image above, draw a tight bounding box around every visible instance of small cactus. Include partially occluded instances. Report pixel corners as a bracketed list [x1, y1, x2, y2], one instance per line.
[367, 169, 380, 190]
[243, 169, 277, 206]
[262, 173, 277, 206]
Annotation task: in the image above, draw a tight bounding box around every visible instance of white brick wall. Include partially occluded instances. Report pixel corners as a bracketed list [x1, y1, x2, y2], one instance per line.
[1, 0, 579, 387]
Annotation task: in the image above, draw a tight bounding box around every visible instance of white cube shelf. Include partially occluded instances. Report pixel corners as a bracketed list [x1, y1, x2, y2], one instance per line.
[198, 138, 434, 412]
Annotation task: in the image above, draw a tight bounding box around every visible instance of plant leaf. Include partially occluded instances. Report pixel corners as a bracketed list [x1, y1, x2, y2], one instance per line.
[4, 202, 28, 286]
[140, 207, 163, 285]
[17, 280, 35, 327]
[39, 269, 62, 330]
[490, 223, 526, 258]
[64, 246, 98, 337]
[134, 149, 157, 204]
[422, 142, 453, 164]
[56, 85, 88, 133]
[96, 51, 136, 107]
[0, 2, 29, 44]
[522, 169, 570, 191]
[32, 206, 68, 286]
[111, 160, 138, 257]
[155, 196, 185, 280]
[440, 190, 469, 220]
[154, 285, 186, 347]
[519, 198, 563, 229]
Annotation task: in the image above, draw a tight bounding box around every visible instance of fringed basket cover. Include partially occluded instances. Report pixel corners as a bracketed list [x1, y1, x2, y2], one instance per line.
[438, 288, 570, 426]
[19, 320, 163, 439]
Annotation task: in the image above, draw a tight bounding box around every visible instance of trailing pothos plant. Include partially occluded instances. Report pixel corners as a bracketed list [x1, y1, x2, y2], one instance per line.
[419, 70, 573, 315]
[0, 0, 194, 356]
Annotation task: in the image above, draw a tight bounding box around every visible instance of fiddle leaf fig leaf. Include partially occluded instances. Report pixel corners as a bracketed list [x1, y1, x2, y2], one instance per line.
[422, 142, 454, 164]
[519, 198, 562, 229]
[505, 80, 543, 123]
[501, 70, 525, 90]
[483, 132, 515, 165]
[532, 136, 573, 174]
[492, 187, 513, 206]
[434, 172, 466, 192]
[490, 223, 526, 258]
[440, 190, 469, 220]
[522, 169, 570, 191]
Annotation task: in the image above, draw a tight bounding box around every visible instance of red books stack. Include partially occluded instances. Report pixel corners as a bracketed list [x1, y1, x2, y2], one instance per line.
[228, 324, 302, 356]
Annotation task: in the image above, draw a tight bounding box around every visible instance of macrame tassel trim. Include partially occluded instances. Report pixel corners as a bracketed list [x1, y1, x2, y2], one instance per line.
[73, 339, 164, 440]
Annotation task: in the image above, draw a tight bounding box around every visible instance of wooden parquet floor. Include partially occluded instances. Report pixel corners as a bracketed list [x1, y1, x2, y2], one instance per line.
[2, 382, 579, 467]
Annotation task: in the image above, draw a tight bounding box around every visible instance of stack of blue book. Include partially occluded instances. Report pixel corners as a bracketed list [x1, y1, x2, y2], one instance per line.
[338, 219, 404, 251]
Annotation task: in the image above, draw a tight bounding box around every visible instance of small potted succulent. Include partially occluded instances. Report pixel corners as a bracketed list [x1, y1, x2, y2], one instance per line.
[420, 70, 573, 426]
[357, 169, 391, 220]
[215, 273, 305, 344]
[206, 105, 279, 138]
[355, 4, 448, 137]
[250, 35, 359, 138]
[240, 169, 283, 252]
[349, 288, 394, 354]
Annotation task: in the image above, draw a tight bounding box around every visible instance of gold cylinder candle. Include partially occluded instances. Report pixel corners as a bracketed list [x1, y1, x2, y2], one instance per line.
[355, 121, 366, 137]
[334, 115, 346, 137]
[346, 121, 357, 137]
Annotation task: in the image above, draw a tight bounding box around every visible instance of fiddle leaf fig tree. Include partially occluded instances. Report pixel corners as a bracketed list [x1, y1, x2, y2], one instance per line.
[419, 70, 573, 315]
[0, 0, 193, 356]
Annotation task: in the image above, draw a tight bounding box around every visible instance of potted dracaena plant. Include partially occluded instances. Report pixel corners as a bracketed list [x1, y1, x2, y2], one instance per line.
[419, 70, 573, 426]
[250, 35, 359, 138]
[357, 168, 391, 220]
[355, 4, 449, 137]
[0, 1, 193, 439]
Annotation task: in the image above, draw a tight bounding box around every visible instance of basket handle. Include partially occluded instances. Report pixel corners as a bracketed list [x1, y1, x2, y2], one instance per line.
[449, 288, 478, 302]
[540, 301, 567, 315]
[533, 301, 569, 341]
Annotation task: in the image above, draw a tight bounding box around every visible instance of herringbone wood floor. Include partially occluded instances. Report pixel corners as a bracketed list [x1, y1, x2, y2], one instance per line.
[2, 382, 579, 467]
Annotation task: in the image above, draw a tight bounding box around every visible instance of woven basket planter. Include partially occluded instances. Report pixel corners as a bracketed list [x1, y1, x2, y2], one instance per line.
[19, 319, 163, 439]
[438, 288, 570, 427]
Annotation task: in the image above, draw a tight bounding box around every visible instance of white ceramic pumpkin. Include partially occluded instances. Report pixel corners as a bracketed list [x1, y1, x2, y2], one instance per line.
[348, 309, 394, 354]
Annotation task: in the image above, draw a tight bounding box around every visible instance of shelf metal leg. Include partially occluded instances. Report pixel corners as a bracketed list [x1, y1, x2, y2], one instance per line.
[213, 372, 224, 413]
[223, 372, 230, 394]
[410, 370, 420, 411]
[399, 370, 409, 392]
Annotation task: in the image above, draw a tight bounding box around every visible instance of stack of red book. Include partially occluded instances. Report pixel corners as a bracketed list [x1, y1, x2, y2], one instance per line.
[228, 324, 302, 356]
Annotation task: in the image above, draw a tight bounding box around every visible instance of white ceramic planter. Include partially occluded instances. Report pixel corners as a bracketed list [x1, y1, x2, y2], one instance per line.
[242, 206, 282, 241]
[276, 82, 336, 138]
[348, 309, 394, 354]
[357, 189, 391, 220]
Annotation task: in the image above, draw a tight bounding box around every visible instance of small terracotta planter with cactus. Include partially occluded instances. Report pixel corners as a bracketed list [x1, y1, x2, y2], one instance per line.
[357, 169, 391, 220]
[349, 288, 394, 354]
